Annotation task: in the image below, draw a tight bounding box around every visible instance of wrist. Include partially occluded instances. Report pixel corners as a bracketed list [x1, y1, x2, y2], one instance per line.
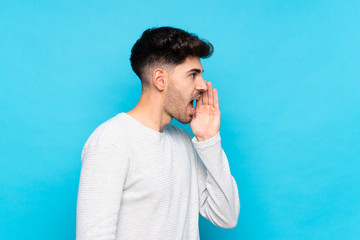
[196, 136, 208, 142]
[195, 132, 218, 142]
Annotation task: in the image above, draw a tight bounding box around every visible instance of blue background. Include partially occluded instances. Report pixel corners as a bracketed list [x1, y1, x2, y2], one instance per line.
[1, 1, 359, 239]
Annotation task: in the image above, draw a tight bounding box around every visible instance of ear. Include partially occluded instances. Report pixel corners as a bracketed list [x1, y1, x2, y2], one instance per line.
[152, 68, 167, 91]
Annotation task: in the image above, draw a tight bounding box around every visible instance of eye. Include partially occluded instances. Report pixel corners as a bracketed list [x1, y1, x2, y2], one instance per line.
[190, 73, 196, 79]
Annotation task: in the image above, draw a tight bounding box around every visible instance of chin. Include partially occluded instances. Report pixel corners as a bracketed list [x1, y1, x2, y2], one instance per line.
[174, 114, 192, 124]
[175, 118, 190, 124]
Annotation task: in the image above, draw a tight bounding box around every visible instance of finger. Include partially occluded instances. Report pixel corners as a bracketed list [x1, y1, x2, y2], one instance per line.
[208, 82, 213, 107]
[213, 88, 219, 110]
[196, 93, 203, 108]
[203, 83, 209, 105]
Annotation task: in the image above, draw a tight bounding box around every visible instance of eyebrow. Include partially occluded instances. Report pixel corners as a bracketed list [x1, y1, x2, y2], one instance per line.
[187, 68, 204, 74]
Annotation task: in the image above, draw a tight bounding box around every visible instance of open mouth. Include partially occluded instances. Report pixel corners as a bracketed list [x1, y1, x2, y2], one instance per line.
[189, 94, 201, 115]
[189, 100, 196, 115]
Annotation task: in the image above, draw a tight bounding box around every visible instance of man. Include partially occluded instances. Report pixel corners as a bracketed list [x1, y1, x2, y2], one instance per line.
[76, 26, 240, 239]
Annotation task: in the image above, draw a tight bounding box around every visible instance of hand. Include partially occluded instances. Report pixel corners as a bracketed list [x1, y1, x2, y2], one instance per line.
[190, 82, 221, 142]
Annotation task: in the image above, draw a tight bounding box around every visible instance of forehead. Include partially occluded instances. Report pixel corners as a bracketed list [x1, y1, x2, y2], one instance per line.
[173, 57, 203, 73]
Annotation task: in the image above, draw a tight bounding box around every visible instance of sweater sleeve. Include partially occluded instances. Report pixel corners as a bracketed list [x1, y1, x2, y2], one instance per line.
[76, 144, 130, 239]
[192, 132, 240, 229]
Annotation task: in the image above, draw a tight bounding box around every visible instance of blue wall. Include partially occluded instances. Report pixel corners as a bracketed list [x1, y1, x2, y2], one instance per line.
[1, 1, 359, 239]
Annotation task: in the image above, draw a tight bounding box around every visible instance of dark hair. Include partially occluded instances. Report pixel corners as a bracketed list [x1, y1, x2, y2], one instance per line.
[130, 26, 214, 87]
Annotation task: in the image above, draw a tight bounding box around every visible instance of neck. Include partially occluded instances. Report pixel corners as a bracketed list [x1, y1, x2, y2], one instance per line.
[127, 89, 172, 133]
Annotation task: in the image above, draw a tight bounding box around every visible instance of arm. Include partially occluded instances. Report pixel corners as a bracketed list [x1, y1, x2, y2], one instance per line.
[190, 81, 240, 228]
[76, 144, 129, 239]
[192, 132, 240, 229]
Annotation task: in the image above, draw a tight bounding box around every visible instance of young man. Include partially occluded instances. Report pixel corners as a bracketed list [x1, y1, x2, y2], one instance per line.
[76, 27, 240, 239]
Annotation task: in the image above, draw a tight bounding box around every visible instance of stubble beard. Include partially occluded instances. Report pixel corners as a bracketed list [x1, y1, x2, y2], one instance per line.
[164, 83, 193, 124]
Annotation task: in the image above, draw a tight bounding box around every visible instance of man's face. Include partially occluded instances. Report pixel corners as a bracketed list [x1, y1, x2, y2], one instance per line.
[164, 57, 208, 123]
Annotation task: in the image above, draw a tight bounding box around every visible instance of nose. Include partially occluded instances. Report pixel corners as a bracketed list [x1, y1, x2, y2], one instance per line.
[196, 77, 208, 93]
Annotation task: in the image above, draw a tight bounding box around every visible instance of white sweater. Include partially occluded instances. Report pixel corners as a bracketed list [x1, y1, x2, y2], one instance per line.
[76, 112, 240, 240]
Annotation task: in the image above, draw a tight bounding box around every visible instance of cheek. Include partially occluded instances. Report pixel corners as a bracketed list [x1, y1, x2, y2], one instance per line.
[176, 77, 194, 91]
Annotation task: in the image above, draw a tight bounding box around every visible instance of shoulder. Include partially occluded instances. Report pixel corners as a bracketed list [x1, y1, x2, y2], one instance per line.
[82, 113, 131, 148]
